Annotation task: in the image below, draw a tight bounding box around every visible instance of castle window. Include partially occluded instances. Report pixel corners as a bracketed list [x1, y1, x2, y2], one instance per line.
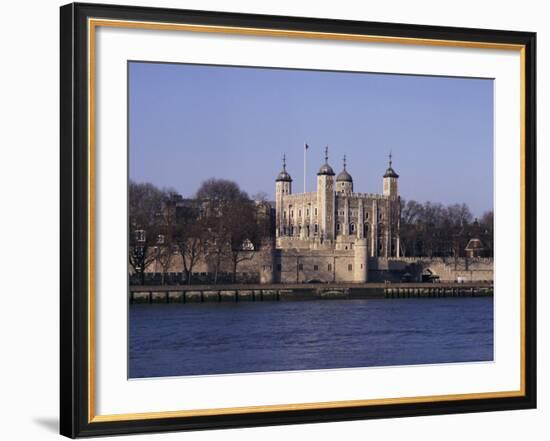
[348, 264, 353, 271]
[350, 223, 355, 233]
[328, 264, 332, 271]
[336, 223, 341, 233]
[283, 211, 286, 219]
[298, 209, 301, 217]
[365, 212, 369, 219]
[298, 263, 303, 271]
[364, 223, 369, 236]
[306, 225, 310, 237]
[314, 224, 318, 233]
[306, 208, 309, 216]
[314, 265, 318, 271]
[291, 210, 294, 218]
[314, 208, 318, 216]
[277, 264, 282, 272]
[379, 243, 383, 251]
[135, 229, 146, 242]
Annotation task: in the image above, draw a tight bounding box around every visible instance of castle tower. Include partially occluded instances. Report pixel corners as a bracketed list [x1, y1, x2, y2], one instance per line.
[354, 238, 368, 282]
[336, 155, 353, 195]
[383, 152, 399, 197]
[275, 154, 292, 237]
[259, 244, 275, 283]
[317, 146, 335, 241]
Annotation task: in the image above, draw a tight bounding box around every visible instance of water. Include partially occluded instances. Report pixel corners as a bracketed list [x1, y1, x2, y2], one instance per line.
[129, 298, 493, 378]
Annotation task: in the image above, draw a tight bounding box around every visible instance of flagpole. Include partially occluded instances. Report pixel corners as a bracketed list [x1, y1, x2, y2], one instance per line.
[304, 143, 307, 193]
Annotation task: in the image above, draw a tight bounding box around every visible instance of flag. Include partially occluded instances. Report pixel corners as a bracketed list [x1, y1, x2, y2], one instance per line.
[305, 143, 309, 150]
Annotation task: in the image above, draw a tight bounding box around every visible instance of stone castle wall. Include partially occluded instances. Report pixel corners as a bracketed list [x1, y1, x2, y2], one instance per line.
[273, 249, 357, 283]
[138, 248, 492, 284]
[368, 257, 493, 282]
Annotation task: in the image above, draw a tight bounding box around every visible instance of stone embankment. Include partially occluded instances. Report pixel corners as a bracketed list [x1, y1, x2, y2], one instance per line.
[129, 282, 493, 304]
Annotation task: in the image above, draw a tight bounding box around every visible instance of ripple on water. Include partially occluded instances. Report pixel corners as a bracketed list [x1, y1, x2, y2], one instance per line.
[129, 297, 493, 378]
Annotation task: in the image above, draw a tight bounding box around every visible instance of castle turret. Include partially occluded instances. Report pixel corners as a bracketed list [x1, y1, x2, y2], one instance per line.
[275, 154, 292, 237]
[317, 146, 335, 241]
[383, 152, 399, 197]
[336, 154, 353, 195]
[354, 238, 368, 282]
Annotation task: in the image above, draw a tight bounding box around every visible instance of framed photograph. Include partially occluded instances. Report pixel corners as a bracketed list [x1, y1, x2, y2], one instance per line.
[60, 2, 536, 438]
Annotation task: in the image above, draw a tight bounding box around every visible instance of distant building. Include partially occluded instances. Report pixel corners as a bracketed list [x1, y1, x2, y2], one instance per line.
[259, 148, 401, 283]
[465, 238, 485, 258]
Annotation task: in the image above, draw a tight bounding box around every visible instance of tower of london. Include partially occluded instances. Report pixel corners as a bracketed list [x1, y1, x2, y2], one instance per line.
[262, 147, 401, 284]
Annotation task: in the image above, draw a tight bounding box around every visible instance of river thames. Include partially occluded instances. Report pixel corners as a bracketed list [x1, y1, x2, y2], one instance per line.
[129, 297, 493, 378]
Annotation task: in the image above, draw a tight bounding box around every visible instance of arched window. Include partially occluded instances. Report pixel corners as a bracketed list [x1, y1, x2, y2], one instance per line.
[306, 225, 310, 237]
[314, 224, 318, 233]
[363, 223, 369, 236]
[336, 223, 341, 233]
[350, 223, 355, 233]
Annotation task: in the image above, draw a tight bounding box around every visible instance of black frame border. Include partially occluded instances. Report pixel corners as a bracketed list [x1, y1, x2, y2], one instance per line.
[60, 2, 536, 438]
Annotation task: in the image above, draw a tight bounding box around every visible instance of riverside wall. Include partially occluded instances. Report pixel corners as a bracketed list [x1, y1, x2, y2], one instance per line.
[137, 249, 493, 284]
[129, 282, 493, 304]
[368, 257, 493, 282]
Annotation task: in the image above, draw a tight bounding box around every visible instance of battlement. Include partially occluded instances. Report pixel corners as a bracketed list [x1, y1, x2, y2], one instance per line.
[351, 192, 387, 200]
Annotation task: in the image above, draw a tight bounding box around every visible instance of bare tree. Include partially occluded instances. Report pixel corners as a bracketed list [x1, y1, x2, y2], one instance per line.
[154, 196, 178, 285]
[128, 181, 164, 284]
[479, 210, 494, 257]
[173, 201, 205, 284]
[399, 199, 486, 258]
[399, 199, 423, 256]
[224, 198, 262, 282]
[196, 178, 263, 283]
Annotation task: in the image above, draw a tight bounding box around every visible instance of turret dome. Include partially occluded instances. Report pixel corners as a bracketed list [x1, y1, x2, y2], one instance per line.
[276, 154, 292, 182]
[336, 155, 353, 181]
[383, 152, 399, 178]
[383, 167, 399, 178]
[318, 163, 335, 176]
[336, 169, 353, 181]
[317, 146, 335, 176]
[276, 170, 292, 182]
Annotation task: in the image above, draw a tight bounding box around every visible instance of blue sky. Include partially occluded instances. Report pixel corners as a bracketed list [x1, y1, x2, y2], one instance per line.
[129, 62, 493, 216]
